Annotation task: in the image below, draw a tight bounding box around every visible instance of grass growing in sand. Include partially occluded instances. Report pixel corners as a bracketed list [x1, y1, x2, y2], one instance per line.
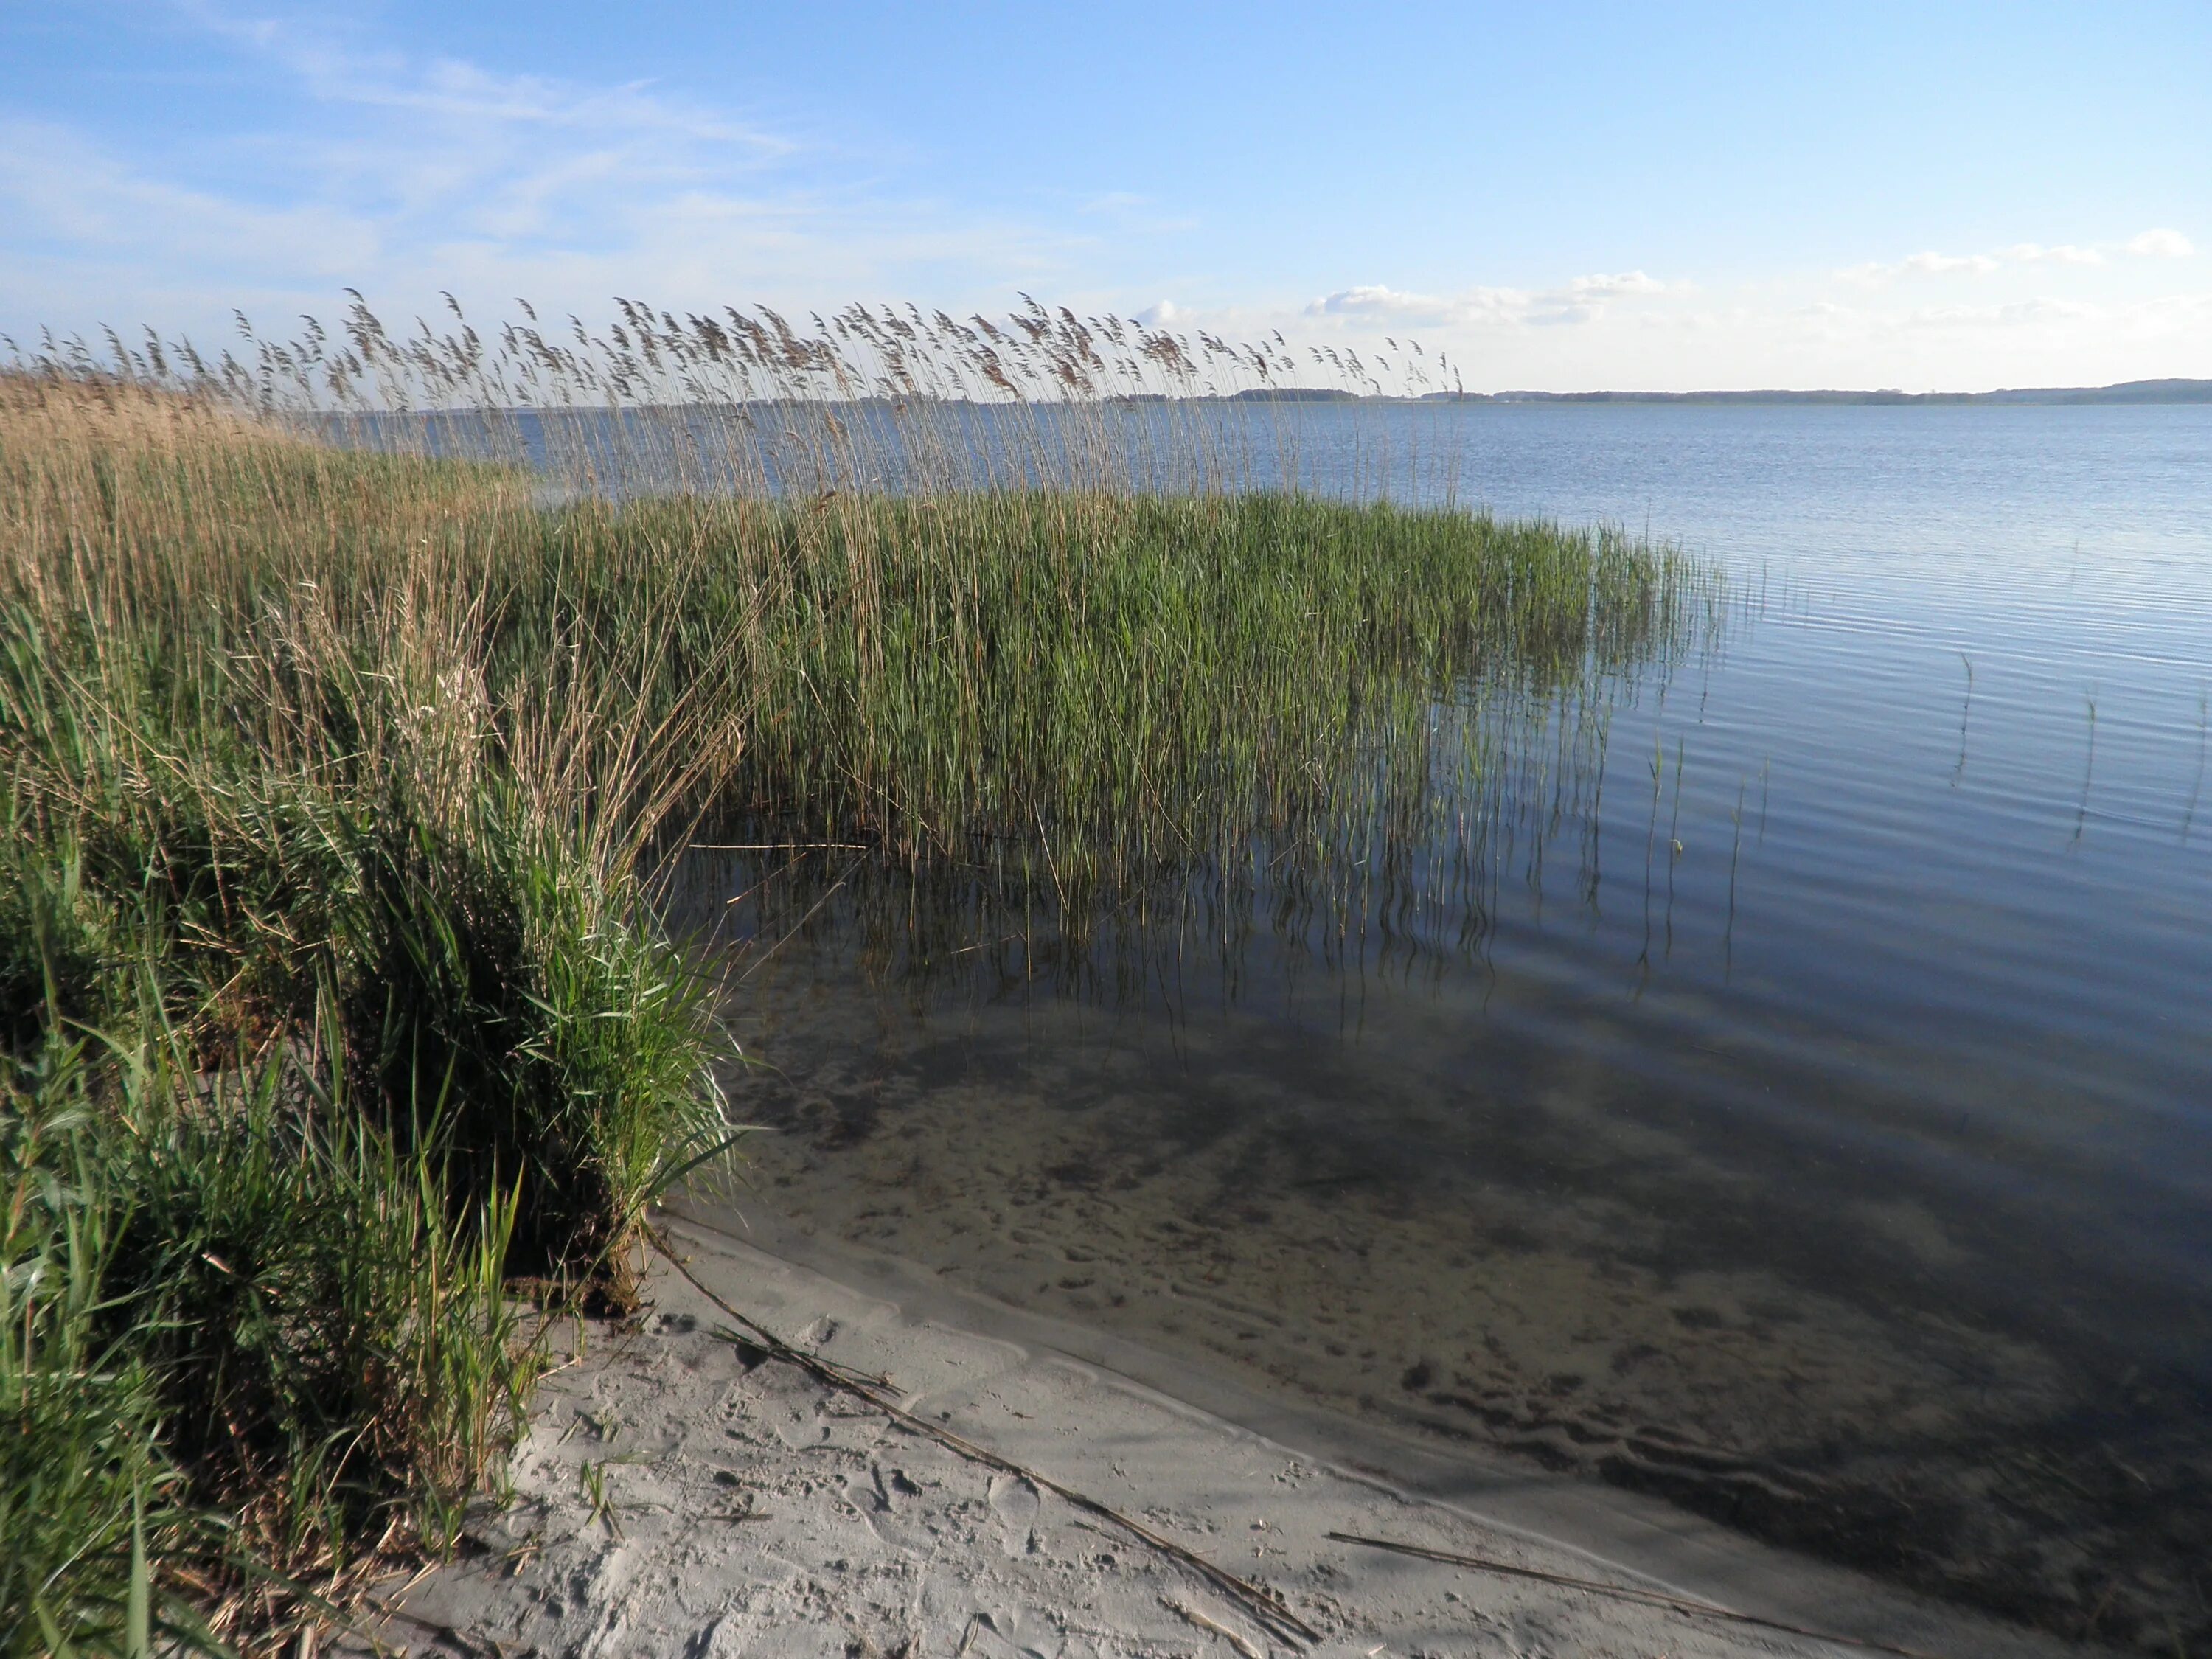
[0, 379, 737, 1652]
[0, 302, 1711, 1652]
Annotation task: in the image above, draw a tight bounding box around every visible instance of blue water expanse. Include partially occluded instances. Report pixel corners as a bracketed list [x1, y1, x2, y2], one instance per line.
[1382, 401, 2212, 1304]
[405, 399, 2212, 1635]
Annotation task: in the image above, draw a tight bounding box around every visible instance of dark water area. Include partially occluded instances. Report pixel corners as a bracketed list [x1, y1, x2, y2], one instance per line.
[632, 403, 2212, 1644]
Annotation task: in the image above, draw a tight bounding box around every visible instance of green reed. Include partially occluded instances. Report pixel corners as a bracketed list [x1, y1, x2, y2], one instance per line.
[622, 487, 1711, 969]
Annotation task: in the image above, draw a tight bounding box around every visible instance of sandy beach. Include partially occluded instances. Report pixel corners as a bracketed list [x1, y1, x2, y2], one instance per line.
[350, 1214, 2081, 1659]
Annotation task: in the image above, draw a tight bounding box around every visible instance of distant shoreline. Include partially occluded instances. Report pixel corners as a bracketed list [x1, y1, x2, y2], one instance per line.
[1419, 377, 2212, 405]
[280, 378, 2212, 420]
[1205, 378, 2212, 405]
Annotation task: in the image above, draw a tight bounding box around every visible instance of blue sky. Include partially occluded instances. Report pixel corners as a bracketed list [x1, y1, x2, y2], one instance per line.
[3, 1, 2208, 389]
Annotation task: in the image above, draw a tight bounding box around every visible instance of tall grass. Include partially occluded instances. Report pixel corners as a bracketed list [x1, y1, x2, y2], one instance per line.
[0, 302, 1714, 1650]
[0, 377, 737, 1649]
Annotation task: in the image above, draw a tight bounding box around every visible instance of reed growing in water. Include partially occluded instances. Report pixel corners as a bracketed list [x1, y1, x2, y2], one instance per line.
[0, 300, 1712, 1652]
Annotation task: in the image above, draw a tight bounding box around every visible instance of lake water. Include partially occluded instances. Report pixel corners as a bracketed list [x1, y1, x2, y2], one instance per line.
[660, 403, 2211, 1646]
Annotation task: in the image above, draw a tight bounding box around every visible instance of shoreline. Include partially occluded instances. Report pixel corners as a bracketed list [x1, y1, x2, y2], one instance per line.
[701, 956, 2180, 1649]
[362, 1212, 2079, 1658]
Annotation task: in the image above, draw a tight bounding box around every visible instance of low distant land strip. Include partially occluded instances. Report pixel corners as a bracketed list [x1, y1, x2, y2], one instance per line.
[1226, 377, 2212, 405]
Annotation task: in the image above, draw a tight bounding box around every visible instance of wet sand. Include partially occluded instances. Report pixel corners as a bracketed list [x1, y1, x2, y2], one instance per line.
[360, 1217, 2073, 1659]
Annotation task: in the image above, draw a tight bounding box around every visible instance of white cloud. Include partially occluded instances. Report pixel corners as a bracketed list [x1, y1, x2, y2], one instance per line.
[1905, 296, 2104, 329]
[0, 117, 380, 274]
[1843, 253, 1997, 286]
[1305, 272, 1674, 329]
[1567, 270, 1666, 298]
[2000, 243, 2104, 266]
[1220, 263, 2212, 394]
[1309, 284, 1460, 319]
[1843, 229, 2197, 285]
[176, 1, 790, 152]
[2126, 227, 2195, 259]
[1910, 251, 1996, 275]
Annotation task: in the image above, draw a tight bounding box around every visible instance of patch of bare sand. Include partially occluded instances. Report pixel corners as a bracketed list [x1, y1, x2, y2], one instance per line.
[352, 1220, 2073, 1659]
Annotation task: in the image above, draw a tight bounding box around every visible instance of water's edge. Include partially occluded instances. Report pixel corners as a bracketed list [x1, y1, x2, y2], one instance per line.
[667, 1197, 2084, 1658]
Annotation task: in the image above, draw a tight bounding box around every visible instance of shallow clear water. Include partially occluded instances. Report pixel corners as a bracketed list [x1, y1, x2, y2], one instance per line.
[667, 403, 2211, 1643]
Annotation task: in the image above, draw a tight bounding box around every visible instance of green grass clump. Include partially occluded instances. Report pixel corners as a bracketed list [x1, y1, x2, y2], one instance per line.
[2, 1036, 533, 1656]
[0, 378, 736, 1649]
[2, 1048, 175, 1659]
[672, 490, 1703, 876]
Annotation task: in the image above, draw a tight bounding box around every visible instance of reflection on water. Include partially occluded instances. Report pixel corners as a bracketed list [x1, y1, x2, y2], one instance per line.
[657, 403, 2212, 1648]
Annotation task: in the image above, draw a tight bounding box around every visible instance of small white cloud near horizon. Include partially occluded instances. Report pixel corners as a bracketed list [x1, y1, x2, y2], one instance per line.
[1568, 271, 1668, 299]
[2002, 243, 2105, 266]
[1305, 271, 1674, 329]
[2126, 227, 2195, 259]
[1842, 229, 2196, 285]
[1308, 284, 1455, 319]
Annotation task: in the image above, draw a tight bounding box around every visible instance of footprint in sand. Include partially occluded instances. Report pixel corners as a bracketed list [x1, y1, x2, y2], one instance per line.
[988, 1473, 1040, 1557]
[845, 1463, 931, 1554]
[692, 1613, 852, 1659]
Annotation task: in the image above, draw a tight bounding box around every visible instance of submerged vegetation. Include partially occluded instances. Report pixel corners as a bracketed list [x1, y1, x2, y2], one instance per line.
[0, 299, 1711, 1652]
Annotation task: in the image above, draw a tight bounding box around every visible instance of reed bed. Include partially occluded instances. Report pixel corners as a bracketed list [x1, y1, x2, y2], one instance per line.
[1, 299, 1715, 1654]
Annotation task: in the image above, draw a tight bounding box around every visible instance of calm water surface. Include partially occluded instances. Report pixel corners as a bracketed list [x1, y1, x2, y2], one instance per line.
[676, 404, 2211, 1644]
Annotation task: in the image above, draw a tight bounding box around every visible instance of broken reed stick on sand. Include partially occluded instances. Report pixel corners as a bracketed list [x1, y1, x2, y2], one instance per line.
[1324, 1533, 1947, 1659]
[653, 1234, 1323, 1648]
[1162, 1594, 1267, 1658]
